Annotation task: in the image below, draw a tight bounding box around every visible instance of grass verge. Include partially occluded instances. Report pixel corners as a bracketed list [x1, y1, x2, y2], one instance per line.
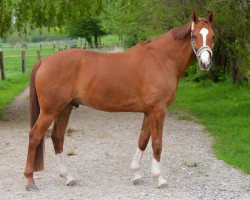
[169, 79, 250, 174]
[0, 73, 30, 119]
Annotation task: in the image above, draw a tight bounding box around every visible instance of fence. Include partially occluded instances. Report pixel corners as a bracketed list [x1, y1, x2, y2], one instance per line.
[0, 38, 124, 80]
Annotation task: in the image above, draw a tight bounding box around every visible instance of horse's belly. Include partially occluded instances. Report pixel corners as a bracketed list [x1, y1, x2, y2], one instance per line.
[77, 89, 144, 112]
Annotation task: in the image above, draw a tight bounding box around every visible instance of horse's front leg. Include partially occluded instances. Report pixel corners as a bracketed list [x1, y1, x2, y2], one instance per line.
[149, 107, 167, 188]
[130, 113, 150, 184]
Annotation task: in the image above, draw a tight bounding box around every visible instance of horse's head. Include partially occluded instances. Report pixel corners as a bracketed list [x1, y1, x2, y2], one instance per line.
[191, 11, 214, 71]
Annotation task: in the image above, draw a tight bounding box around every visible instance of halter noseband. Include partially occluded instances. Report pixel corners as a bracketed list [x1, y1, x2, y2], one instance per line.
[191, 22, 213, 61]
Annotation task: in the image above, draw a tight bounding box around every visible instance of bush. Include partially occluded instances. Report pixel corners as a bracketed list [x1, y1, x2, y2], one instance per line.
[31, 35, 43, 43]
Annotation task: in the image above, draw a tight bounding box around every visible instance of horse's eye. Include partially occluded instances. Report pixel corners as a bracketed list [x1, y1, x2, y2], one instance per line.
[192, 35, 197, 41]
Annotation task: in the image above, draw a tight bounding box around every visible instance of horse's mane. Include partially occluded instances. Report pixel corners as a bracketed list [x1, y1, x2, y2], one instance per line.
[171, 22, 192, 40]
[138, 22, 192, 46]
[139, 40, 152, 45]
[131, 22, 192, 48]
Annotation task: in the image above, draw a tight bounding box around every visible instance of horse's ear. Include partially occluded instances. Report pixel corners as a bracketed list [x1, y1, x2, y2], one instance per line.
[207, 11, 214, 24]
[192, 11, 198, 24]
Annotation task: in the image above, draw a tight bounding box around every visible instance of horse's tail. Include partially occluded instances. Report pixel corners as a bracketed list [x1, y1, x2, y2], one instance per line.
[30, 60, 44, 171]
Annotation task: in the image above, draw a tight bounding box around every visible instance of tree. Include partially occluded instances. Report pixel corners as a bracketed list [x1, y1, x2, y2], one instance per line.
[66, 17, 106, 46]
[210, 0, 249, 83]
[100, 0, 167, 46]
[0, 0, 103, 36]
[0, 0, 13, 36]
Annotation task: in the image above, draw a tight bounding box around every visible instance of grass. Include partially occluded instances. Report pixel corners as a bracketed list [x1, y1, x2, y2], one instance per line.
[0, 36, 121, 118]
[101, 35, 120, 45]
[169, 79, 250, 174]
[0, 73, 29, 119]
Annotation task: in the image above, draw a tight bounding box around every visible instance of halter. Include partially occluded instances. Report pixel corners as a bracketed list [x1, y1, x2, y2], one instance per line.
[191, 22, 213, 61]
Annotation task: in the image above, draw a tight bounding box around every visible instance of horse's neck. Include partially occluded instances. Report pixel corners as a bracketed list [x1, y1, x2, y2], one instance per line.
[149, 33, 195, 79]
[172, 37, 195, 79]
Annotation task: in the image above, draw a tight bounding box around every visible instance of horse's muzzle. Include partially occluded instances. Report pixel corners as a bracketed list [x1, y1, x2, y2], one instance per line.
[199, 59, 212, 71]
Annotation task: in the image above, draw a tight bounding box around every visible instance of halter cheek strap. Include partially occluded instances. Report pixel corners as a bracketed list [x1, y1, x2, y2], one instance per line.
[191, 22, 213, 61]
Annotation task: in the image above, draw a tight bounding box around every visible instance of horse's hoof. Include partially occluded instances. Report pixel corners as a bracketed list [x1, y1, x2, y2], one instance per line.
[25, 184, 39, 191]
[66, 178, 76, 186]
[133, 177, 144, 185]
[157, 181, 167, 189]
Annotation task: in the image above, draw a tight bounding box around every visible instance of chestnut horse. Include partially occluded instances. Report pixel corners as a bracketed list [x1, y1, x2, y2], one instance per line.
[24, 12, 214, 190]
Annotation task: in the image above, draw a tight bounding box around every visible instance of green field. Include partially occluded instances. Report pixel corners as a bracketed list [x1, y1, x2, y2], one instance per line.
[170, 79, 250, 174]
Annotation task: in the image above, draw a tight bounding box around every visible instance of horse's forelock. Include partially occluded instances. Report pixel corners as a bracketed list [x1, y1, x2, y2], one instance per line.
[171, 23, 192, 40]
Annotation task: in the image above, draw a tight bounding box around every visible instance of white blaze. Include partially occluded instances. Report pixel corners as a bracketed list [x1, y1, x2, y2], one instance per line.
[200, 28, 208, 46]
[199, 28, 210, 65]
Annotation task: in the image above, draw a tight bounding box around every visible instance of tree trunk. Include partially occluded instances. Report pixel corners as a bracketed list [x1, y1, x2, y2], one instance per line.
[94, 35, 98, 46]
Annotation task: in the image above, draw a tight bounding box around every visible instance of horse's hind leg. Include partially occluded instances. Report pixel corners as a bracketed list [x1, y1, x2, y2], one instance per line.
[130, 113, 150, 184]
[51, 104, 76, 186]
[24, 113, 55, 190]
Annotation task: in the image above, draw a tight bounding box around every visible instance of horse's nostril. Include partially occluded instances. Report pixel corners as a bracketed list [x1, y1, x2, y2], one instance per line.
[199, 61, 212, 71]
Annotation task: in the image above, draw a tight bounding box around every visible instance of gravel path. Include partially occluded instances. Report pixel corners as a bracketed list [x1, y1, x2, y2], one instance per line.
[0, 88, 249, 200]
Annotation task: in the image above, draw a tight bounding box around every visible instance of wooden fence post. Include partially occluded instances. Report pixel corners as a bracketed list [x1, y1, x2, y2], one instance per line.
[80, 38, 83, 49]
[37, 50, 41, 61]
[53, 41, 56, 51]
[57, 41, 60, 50]
[0, 51, 6, 80]
[21, 50, 26, 73]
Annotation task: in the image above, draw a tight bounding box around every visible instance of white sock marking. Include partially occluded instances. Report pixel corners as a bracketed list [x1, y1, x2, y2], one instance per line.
[152, 158, 167, 187]
[152, 158, 161, 177]
[57, 153, 75, 184]
[57, 153, 67, 175]
[130, 148, 143, 182]
[130, 148, 143, 170]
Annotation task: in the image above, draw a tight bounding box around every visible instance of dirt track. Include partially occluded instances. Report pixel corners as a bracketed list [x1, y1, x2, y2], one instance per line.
[0, 88, 249, 200]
